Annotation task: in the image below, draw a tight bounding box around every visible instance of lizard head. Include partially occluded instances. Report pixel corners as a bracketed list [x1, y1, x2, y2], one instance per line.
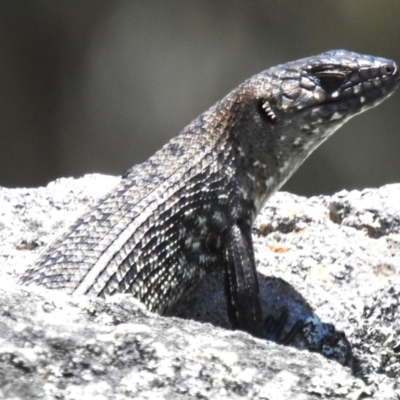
[229, 50, 399, 211]
[255, 49, 399, 135]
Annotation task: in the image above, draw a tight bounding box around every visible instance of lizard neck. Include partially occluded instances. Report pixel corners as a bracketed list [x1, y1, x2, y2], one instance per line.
[214, 81, 346, 215]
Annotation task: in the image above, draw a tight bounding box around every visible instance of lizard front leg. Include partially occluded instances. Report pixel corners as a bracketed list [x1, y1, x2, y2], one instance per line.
[223, 223, 304, 343]
[223, 221, 262, 337]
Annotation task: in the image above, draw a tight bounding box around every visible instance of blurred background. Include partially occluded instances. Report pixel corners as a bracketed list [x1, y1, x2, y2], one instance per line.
[1, 0, 399, 195]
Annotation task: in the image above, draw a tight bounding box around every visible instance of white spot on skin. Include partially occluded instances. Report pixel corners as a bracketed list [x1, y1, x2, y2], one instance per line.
[280, 135, 286, 141]
[246, 172, 255, 181]
[312, 127, 321, 135]
[331, 91, 339, 98]
[265, 177, 274, 188]
[185, 236, 193, 247]
[279, 161, 292, 175]
[360, 96, 366, 103]
[184, 209, 193, 217]
[237, 186, 248, 199]
[293, 137, 301, 146]
[212, 211, 225, 223]
[178, 227, 186, 240]
[196, 216, 207, 226]
[254, 175, 278, 212]
[231, 206, 240, 219]
[191, 241, 201, 251]
[302, 140, 317, 152]
[254, 197, 262, 212]
[313, 91, 326, 101]
[330, 112, 343, 121]
[199, 255, 208, 265]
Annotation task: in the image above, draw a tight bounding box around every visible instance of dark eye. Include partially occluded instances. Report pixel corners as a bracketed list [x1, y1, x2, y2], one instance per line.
[314, 69, 347, 93]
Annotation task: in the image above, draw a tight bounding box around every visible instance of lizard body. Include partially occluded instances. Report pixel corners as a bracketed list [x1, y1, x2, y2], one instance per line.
[21, 50, 399, 337]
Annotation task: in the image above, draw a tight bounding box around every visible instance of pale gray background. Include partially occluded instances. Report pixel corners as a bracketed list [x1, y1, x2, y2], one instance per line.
[1, 0, 400, 195]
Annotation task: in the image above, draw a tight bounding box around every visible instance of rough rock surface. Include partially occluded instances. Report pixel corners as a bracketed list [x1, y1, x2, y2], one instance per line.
[1, 174, 399, 399]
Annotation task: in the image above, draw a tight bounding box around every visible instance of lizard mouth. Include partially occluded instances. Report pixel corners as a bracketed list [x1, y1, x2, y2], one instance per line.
[332, 64, 397, 102]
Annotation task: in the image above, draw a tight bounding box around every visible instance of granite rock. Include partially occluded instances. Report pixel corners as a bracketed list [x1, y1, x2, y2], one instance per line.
[1, 175, 399, 399]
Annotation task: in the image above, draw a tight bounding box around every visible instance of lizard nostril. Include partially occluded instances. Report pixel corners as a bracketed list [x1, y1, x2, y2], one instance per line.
[381, 63, 396, 76]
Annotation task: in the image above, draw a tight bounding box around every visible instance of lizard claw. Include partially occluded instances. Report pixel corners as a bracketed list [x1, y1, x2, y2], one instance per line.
[264, 310, 304, 345]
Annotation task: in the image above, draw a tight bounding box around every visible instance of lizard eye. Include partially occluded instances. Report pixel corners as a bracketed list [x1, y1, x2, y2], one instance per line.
[313, 68, 348, 93]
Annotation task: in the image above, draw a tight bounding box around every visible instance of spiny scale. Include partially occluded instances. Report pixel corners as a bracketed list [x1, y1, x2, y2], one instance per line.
[21, 50, 399, 337]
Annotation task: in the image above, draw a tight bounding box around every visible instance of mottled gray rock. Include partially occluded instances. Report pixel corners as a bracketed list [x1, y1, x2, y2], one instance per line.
[1, 175, 399, 399]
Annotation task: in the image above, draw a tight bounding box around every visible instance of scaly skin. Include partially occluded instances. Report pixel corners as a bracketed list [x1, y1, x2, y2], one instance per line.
[21, 50, 399, 338]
